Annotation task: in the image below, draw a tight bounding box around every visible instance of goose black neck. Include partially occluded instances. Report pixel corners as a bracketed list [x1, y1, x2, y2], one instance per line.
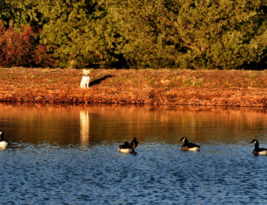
[254, 141, 259, 150]
[183, 138, 188, 145]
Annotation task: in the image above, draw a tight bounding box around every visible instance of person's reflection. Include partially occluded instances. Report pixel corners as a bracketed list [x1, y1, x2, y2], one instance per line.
[80, 110, 89, 145]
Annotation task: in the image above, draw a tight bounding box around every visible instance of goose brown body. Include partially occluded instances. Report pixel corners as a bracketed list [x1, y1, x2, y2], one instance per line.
[0, 130, 8, 150]
[250, 139, 267, 156]
[118, 137, 138, 154]
[180, 137, 200, 152]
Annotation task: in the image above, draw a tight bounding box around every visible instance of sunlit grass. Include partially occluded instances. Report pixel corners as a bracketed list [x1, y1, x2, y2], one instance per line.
[0, 68, 266, 106]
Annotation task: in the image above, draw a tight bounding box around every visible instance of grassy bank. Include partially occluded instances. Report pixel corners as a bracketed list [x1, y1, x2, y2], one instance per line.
[0, 68, 266, 107]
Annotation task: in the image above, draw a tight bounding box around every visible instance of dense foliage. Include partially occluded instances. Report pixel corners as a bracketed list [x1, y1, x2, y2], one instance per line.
[0, 0, 266, 69]
[0, 21, 52, 67]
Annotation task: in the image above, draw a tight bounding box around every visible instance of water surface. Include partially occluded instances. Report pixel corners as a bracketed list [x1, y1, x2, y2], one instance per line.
[0, 104, 266, 204]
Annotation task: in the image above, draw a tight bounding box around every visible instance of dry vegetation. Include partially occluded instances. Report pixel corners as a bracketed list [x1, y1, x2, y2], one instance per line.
[0, 68, 266, 107]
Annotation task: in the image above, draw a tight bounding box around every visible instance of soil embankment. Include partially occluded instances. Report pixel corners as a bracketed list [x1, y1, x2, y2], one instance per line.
[0, 68, 266, 107]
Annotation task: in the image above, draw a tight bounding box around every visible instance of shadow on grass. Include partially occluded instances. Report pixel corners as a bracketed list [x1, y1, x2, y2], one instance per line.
[90, 75, 113, 87]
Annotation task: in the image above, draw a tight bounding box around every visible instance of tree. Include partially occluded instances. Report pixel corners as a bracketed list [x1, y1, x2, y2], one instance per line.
[0, 21, 52, 67]
[107, 0, 175, 68]
[107, 0, 266, 69]
[0, 0, 266, 69]
[0, 0, 43, 28]
[162, 0, 267, 69]
[37, 0, 112, 68]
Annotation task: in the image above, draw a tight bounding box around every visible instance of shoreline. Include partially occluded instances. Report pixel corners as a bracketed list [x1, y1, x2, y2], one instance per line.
[0, 68, 266, 108]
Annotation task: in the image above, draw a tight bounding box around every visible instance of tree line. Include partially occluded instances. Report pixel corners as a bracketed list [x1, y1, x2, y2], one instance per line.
[0, 0, 266, 69]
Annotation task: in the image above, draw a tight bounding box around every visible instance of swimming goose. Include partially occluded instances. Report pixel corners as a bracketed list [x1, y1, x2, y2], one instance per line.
[180, 137, 200, 151]
[250, 139, 267, 156]
[118, 137, 138, 154]
[0, 130, 8, 150]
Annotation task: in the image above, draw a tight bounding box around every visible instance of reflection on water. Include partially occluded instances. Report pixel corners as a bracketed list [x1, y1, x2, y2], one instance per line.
[0, 104, 266, 204]
[0, 104, 266, 145]
[80, 110, 89, 145]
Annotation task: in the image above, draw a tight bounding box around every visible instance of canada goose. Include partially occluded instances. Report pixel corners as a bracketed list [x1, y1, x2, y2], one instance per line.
[118, 137, 138, 154]
[250, 139, 267, 156]
[0, 130, 8, 150]
[180, 137, 200, 152]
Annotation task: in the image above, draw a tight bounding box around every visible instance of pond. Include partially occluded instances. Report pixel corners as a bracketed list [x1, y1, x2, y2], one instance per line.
[0, 104, 266, 204]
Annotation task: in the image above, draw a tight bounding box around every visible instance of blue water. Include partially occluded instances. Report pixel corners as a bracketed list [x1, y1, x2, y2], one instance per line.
[0, 105, 266, 204]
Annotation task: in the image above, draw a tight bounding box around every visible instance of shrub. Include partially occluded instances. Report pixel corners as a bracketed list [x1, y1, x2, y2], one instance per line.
[0, 21, 52, 67]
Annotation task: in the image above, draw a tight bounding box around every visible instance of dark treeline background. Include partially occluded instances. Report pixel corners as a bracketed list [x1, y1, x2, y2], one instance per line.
[0, 0, 266, 69]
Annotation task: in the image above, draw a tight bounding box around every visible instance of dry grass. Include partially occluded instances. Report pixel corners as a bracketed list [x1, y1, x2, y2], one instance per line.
[0, 67, 266, 107]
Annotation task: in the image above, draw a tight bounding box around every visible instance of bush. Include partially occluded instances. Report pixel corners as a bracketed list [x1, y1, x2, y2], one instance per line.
[0, 21, 52, 67]
[112, 0, 266, 69]
[0, 0, 266, 69]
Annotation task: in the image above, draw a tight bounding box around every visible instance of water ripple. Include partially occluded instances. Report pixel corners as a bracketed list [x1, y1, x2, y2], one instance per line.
[0, 143, 267, 204]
